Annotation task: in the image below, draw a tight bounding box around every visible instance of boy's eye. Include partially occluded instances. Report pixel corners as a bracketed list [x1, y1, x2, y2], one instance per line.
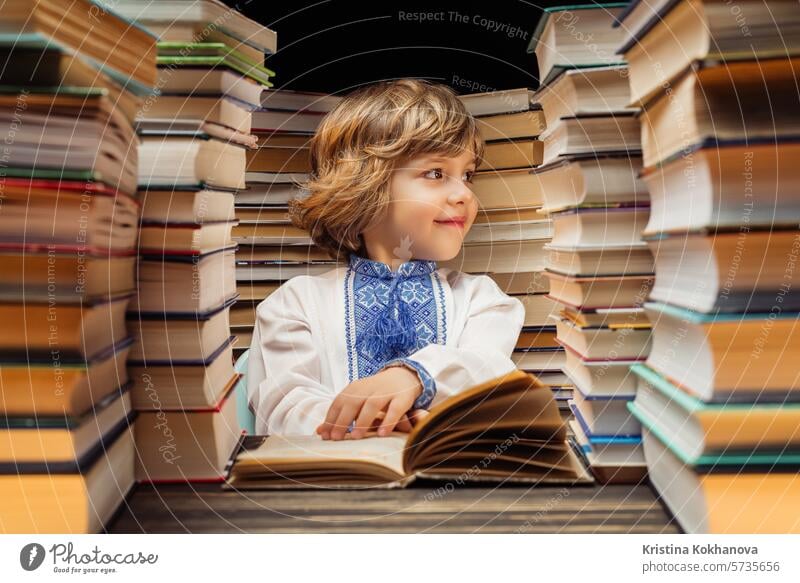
[423, 168, 444, 180]
[463, 170, 475, 183]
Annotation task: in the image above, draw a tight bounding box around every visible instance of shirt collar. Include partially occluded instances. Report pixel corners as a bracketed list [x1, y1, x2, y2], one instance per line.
[348, 253, 438, 279]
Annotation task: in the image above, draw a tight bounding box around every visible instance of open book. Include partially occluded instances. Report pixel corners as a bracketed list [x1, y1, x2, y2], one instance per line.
[224, 369, 593, 489]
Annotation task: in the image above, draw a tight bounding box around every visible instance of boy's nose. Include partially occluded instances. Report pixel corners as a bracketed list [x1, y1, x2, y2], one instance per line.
[449, 180, 474, 205]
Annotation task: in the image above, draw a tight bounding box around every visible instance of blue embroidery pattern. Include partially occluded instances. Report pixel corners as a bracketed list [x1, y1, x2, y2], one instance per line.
[344, 253, 446, 410]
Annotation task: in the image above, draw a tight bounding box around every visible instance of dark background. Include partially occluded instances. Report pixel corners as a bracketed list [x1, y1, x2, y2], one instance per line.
[222, 0, 568, 96]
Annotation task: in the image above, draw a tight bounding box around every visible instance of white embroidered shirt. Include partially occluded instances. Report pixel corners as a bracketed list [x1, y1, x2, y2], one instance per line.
[246, 253, 525, 435]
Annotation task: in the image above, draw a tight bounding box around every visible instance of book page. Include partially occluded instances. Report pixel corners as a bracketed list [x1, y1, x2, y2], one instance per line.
[234, 433, 408, 478]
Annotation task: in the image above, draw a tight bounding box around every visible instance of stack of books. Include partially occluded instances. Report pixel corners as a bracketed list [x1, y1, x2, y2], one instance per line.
[232, 89, 342, 356]
[111, 0, 277, 482]
[528, 3, 652, 484]
[0, 0, 156, 532]
[617, 0, 800, 532]
[453, 88, 570, 408]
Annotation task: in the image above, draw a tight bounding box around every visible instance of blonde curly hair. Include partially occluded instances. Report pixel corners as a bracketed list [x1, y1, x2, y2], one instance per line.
[288, 78, 484, 261]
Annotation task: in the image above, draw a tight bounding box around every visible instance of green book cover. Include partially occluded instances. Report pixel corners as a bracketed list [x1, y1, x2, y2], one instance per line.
[157, 55, 274, 87]
[158, 41, 275, 76]
[0, 383, 129, 431]
[645, 300, 800, 324]
[631, 363, 797, 413]
[627, 366, 800, 470]
[628, 401, 800, 469]
[0, 167, 101, 183]
[0, 85, 107, 97]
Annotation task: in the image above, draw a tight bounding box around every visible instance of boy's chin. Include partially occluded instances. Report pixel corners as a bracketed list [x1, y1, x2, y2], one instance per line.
[415, 245, 462, 263]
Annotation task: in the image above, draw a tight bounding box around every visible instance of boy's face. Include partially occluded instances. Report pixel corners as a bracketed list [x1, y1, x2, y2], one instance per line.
[364, 149, 478, 263]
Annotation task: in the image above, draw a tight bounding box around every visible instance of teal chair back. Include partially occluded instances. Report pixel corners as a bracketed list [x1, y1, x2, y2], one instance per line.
[234, 348, 256, 434]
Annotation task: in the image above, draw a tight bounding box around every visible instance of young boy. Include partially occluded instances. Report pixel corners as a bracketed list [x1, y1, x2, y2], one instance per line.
[247, 79, 525, 439]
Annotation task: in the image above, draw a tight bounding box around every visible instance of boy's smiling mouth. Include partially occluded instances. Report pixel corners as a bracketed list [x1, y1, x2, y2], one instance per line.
[434, 216, 467, 228]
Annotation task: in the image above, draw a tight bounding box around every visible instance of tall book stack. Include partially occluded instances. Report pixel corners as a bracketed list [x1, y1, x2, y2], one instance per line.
[528, 3, 652, 484]
[108, 0, 277, 482]
[453, 89, 569, 410]
[0, 0, 156, 532]
[232, 89, 342, 357]
[617, 0, 800, 532]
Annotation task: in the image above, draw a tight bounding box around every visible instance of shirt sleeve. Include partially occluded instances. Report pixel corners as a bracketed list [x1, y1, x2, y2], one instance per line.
[247, 276, 335, 435]
[380, 273, 525, 409]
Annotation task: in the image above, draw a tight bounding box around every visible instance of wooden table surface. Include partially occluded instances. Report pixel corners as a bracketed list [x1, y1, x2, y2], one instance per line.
[107, 480, 680, 533]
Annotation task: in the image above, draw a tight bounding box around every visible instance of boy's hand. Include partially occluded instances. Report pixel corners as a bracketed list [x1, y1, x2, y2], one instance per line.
[316, 366, 423, 440]
[353, 410, 414, 436]
[353, 408, 428, 436]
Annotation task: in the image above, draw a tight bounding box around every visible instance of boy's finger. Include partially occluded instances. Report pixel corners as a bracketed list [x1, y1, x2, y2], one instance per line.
[376, 399, 408, 436]
[330, 399, 363, 440]
[394, 414, 413, 433]
[351, 398, 388, 438]
[318, 399, 342, 439]
[368, 410, 386, 428]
